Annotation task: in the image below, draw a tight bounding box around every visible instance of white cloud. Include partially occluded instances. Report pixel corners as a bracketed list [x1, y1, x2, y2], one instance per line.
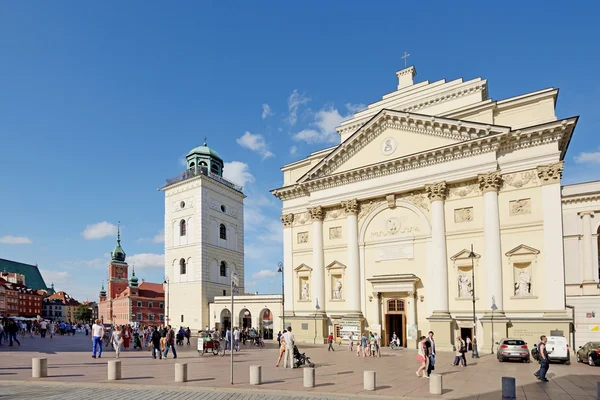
[292, 106, 345, 144]
[245, 281, 257, 288]
[574, 151, 600, 164]
[252, 269, 277, 279]
[138, 230, 165, 244]
[40, 269, 71, 286]
[82, 221, 118, 240]
[289, 145, 297, 156]
[127, 253, 164, 270]
[236, 131, 274, 159]
[287, 89, 310, 126]
[0, 235, 32, 244]
[262, 104, 274, 119]
[345, 103, 365, 113]
[245, 194, 273, 208]
[223, 161, 255, 188]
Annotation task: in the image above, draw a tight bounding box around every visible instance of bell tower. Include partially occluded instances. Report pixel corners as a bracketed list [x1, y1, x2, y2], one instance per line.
[107, 223, 129, 299]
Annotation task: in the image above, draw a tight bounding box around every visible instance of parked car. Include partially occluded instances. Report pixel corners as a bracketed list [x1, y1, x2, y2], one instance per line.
[576, 342, 600, 366]
[496, 338, 531, 362]
[546, 336, 571, 364]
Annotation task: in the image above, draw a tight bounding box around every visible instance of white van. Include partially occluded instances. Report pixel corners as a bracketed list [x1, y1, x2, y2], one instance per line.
[546, 336, 571, 365]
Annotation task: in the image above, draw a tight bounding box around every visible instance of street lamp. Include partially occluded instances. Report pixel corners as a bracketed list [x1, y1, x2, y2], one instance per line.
[163, 277, 170, 325]
[277, 262, 284, 332]
[468, 244, 479, 359]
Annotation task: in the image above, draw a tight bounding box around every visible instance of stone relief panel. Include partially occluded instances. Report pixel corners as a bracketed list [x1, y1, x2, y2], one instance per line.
[297, 232, 308, 244]
[454, 207, 473, 223]
[358, 199, 386, 221]
[329, 226, 342, 240]
[502, 170, 538, 190]
[399, 192, 430, 212]
[457, 268, 473, 298]
[363, 206, 422, 242]
[509, 199, 531, 216]
[324, 206, 344, 221]
[293, 212, 311, 226]
[448, 182, 480, 200]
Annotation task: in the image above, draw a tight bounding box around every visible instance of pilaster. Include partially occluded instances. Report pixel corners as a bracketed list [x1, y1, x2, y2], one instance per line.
[579, 211, 596, 283]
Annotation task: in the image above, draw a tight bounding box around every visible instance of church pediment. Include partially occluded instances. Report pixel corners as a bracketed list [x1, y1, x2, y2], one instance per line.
[294, 263, 312, 272]
[450, 249, 481, 261]
[505, 244, 540, 257]
[298, 110, 510, 182]
[325, 261, 346, 271]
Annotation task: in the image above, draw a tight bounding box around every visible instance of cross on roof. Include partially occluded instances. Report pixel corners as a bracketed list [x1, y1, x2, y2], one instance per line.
[402, 52, 410, 68]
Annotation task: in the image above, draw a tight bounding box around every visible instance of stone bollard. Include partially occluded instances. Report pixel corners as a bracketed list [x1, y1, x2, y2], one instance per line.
[304, 367, 315, 388]
[175, 363, 188, 383]
[249, 365, 262, 385]
[502, 377, 516, 400]
[364, 370, 376, 391]
[429, 373, 443, 395]
[108, 360, 122, 380]
[597, 381, 600, 400]
[32, 358, 48, 378]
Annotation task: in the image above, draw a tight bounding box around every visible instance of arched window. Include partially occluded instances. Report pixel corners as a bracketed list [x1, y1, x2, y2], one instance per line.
[180, 258, 187, 275]
[219, 223, 227, 240]
[211, 164, 219, 174]
[180, 219, 186, 236]
[189, 162, 195, 170]
[220, 261, 227, 277]
[387, 299, 405, 312]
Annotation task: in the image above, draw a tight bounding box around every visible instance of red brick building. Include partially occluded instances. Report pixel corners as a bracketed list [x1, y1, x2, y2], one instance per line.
[0, 277, 42, 317]
[98, 227, 165, 326]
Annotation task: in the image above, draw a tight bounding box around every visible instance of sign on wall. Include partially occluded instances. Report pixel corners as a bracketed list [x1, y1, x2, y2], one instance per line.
[375, 244, 414, 261]
[339, 320, 361, 339]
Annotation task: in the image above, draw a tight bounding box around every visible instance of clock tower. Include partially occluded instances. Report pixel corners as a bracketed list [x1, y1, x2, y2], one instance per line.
[107, 225, 129, 300]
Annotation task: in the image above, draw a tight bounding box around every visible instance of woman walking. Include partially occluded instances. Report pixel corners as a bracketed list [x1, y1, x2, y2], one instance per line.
[122, 325, 131, 350]
[416, 336, 428, 378]
[275, 335, 286, 367]
[111, 325, 123, 359]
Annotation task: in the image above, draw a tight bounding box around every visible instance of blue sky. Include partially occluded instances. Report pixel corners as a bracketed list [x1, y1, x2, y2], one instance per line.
[1, 1, 599, 301]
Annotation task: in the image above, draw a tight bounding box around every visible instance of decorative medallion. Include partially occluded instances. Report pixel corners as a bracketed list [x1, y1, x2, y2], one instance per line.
[380, 137, 398, 156]
[509, 199, 531, 216]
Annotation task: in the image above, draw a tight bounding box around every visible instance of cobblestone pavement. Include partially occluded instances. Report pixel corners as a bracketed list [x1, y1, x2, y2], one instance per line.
[1, 333, 599, 399]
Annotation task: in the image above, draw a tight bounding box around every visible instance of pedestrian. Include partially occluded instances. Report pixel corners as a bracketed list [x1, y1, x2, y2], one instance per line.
[225, 328, 231, 350]
[374, 332, 381, 357]
[425, 331, 436, 377]
[8, 320, 20, 346]
[39, 320, 47, 338]
[49, 321, 55, 339]
[534, 335, 550, 382]
[163, 325, 177, 359]
[416, 336, 428, 377]
[185, 327, 191, 345]
[91, 319, 104, 359]
[327, 332, 335, 351]
[151, 327, 162, 359]
[233, 327, 240, 351]
[466, 336, 471, 351]
[347, 332, 354, 352]
[277, 331, 282, 347]
[283, 326, 295, 368]
[359, 332, 368, 357]
[111, 325, 123, 359]
[453, 337, 467, 366]
[275, 335, 286, 367]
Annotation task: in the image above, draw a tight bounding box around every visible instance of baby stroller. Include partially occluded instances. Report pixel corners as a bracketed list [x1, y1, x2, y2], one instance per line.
[293, 345, 315, 368]
[176, 331, 184, 346]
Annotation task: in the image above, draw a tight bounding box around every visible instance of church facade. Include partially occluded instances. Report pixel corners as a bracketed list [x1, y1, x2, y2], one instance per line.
[162, 142, 245, 330]
[272, 66, 578, 351]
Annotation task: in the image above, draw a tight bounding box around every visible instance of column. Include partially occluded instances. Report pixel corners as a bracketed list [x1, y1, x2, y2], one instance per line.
[281, 214, 295, 317]
[407, 291, 417, 328]
[537, 162, 566, 311]
[342, 199, 362, 315]
[580, 211, 596, 282]
[372, 292, 381, 327]
[425, 182, 449, 316]
[308, 206, 325, 312]
[478, 171, 504, 311]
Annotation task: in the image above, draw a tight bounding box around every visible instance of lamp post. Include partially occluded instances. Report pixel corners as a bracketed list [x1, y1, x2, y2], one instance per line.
[163, 276, 170, 325]
[491, 296, 498, 354]
[313, 299, 320, 344]
[277, 262, 284, 332]
[468, 244, 479, 358]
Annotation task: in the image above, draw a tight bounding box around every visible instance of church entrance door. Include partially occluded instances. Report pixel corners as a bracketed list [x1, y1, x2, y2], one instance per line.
[385, 298, 406, 347]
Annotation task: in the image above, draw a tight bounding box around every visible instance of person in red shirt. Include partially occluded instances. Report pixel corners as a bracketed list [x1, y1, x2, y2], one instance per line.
[327, 333, 335, 351]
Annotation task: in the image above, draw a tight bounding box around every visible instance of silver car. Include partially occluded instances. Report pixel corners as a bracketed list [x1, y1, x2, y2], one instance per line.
[496, 338, 531, 363]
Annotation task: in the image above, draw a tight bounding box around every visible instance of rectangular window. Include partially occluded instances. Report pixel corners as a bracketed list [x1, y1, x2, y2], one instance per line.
[148, 302, 153, 308]
[223, 290, 226, 296]
[149, 314, 154, 321]
[159, 303, 164, 309]
[137, 301, 142, 307]
[137, 313, 142, 320]
[159, 314, 164, 321]
[181, 314, 184, 323]
[301, 323, 309, 330]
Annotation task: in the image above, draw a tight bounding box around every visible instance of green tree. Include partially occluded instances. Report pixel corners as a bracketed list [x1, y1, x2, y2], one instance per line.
[74, 305, 93, 323]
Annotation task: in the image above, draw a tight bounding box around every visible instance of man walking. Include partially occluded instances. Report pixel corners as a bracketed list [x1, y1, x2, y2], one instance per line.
[348, 332, 354, 351]
[151, 327, 162, 359]
[426, 331, 436, 377]
[91, 319, 104, 358]
[163, 325, 177, 359]
[39, 320, 47, 338]
[283, 327, 295, 368]
[534, 335, 550, 382]
[327, 332, 335, 351]
[233, 327, 240, 351]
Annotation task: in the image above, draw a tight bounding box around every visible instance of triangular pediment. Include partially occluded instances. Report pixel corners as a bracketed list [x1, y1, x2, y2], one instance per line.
[326, 261, 346, 271]
[505, 244, 540, 257]
[294, 263, 312, 272]
[299, 109, 510, 182]
[450, 249, 481, 261]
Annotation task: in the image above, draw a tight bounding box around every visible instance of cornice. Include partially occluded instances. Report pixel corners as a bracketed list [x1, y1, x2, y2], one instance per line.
[562, 194, 600, 205]
[337, 80, 488, 136]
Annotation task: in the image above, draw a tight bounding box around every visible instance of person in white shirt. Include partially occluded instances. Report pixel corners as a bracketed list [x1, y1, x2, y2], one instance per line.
[282, 327, 295, 368]
[40, 320, 48, 338]
[347, 332, 354, 351]
[91, 319, 105, 358]
[111, 325, 123, 359]
[233, 328, 240, 351]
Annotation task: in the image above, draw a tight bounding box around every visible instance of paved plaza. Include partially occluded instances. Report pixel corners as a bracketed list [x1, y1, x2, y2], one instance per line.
[0, 334, 599, 399]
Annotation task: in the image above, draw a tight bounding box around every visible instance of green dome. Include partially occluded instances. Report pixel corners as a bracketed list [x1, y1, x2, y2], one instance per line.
[129, 268, 138, 288]
[111, 224, 126, 262]
[187, 145, 222, 160]
[99, 283, 107, 297]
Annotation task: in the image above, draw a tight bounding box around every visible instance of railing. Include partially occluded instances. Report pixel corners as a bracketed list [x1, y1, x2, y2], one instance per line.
[165, 167, 243, 192]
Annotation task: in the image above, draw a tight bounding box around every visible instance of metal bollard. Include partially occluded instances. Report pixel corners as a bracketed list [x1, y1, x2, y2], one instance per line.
[108, 360, 122, 380]
[249, 365, 262, 385]
[32, 358, 48, 378]
[429, 373, 443, 395]
[502, 377, 516, 400]
[175, 363, 188, 383]
[304, 367, 315, 388]
[364, 370, 376, 391]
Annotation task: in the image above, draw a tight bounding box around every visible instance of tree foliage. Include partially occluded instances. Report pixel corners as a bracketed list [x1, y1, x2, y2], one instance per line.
[74, 305, 93, 322]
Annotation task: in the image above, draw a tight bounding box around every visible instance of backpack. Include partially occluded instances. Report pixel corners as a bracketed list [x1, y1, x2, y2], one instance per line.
[152, 330, 161, 342]
[531, 344, 540, 361]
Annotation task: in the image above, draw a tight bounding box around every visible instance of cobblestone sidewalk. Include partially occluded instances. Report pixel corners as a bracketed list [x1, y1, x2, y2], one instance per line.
[0, 381, 400, 400]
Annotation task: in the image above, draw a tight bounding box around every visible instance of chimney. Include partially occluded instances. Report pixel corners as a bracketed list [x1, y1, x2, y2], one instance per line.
[396, 66, 416, 90]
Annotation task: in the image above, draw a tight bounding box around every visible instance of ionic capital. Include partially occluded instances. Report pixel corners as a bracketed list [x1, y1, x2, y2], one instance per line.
[341, 199, 359, 215]
[280, 213, 295, 227]
[425, 181, 447, 202]
[308, 206, 324, 221]
[579, 211, 595, 218]
[537, 162, 564, 185]
[478, 171, 503, 193]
